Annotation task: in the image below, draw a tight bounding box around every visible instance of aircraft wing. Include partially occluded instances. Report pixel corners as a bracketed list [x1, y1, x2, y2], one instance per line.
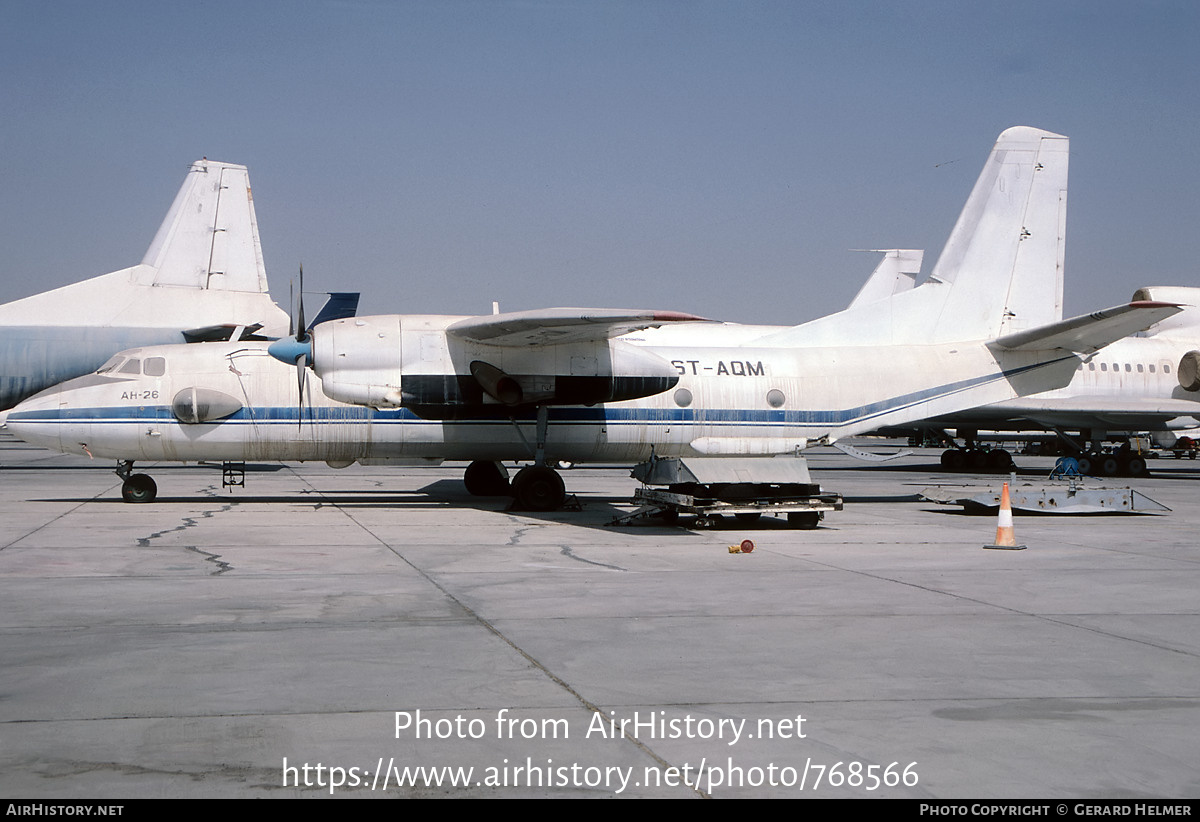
[990, 301, 1182, 354]
[446, 308, 708, 346]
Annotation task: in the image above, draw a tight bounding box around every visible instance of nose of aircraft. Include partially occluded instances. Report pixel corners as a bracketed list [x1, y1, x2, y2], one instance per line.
[5, 384, 64, 451]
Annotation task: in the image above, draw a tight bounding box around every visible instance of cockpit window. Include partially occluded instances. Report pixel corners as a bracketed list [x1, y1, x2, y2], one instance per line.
[118, 358, 142, 375]
[144, 357, 166, 377]
[97, 355, 124, 374]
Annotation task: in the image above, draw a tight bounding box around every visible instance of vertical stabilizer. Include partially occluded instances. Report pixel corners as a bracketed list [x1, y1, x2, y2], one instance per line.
[755, 127, 1068, 347]
[139, 159, 269, 293]
[926, 126, 1067, 339]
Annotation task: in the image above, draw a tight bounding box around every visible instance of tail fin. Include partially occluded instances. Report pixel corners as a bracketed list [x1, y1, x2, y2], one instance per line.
[924, 126, 1067, 339]
[138, 159, 269, 292]
[847, 249, 924, 308]
[0, 160, 286, 331]
[757, 127, 1068, 347]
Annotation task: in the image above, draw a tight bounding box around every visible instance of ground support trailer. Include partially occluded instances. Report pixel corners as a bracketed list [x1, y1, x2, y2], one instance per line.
[610, 456, 843, 529]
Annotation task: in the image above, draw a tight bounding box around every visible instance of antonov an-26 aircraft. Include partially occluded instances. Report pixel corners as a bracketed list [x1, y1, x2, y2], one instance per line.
[7, 127, 1182, 509]
[0, 159, 289, 410]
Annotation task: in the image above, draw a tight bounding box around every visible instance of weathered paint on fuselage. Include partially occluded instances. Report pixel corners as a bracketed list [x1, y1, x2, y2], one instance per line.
[7, 326, 1079, 466]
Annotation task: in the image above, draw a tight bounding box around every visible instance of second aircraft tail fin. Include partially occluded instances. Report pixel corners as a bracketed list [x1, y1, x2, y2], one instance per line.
[138, 159, 269, 293]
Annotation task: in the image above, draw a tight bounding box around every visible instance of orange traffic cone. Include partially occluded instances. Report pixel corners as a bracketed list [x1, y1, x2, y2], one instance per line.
[984, 482, 1026, 550]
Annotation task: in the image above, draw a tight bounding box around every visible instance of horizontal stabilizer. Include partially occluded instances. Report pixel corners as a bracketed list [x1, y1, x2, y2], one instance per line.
[1129, 287, 1200, 336]
[448, 308, 708, 346]
[182, 323, 266, 343]
[990, 301, 1182, 354]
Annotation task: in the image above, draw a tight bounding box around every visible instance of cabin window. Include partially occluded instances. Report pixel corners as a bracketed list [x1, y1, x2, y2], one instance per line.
[673, 388, 693, 408]
[1100, 363, 1108, 372]
[1088, 362, 1095, 371]
[766, 389, 786, 408]
[1165, 363, 1172, 373]
[1137, 364, 1144, 373]
[1125, 363, 1131, 372]
[118, 358, 142, 375]
[1150, 364, 1156, 373]
[144, 357, 166, 377]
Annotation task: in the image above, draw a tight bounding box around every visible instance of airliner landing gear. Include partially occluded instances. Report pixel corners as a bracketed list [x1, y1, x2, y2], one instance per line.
[490, 406, 569, 511]
[938, 447, 1013, 473]
[115, 460, 157, 503]
[463, 461, 511, 496]
[511, 465, 566, 512]
[1074, 450, 1149, 478]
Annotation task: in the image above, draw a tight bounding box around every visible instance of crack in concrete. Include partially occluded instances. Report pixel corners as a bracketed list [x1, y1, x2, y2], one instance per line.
[134, 491, 236, 575]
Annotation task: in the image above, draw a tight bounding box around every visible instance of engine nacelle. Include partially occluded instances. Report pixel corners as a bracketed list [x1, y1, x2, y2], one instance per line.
[312, 316, 405, 407]
[310, 314, 679, 414]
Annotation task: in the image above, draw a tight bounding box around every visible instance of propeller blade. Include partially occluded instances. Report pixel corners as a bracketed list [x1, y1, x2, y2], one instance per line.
[296, 264, 308, 343]
[296, 354, 306, 430]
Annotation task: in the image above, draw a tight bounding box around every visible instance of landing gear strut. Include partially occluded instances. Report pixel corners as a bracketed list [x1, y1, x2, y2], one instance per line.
[116, 460, 157, 503]
[464, 406, 571, 511]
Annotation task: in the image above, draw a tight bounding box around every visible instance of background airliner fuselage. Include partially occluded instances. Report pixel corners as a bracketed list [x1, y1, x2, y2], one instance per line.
[0, 159, 288, 410]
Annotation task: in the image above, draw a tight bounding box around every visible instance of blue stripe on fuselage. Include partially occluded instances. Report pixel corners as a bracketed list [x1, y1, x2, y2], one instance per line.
[8, 356, 1071, 429]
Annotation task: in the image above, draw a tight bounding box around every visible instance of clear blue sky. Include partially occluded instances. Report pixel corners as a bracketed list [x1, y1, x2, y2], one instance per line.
[2, 0, 1197, 325]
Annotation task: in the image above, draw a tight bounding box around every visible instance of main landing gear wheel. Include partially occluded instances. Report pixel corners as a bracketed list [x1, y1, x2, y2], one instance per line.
[121, 474, 157, 503]
[463, 460, 511, 496]
[1124, 456, 1149, 477]
[940, 449, 967, 471]
[986, 448, 1014, 471]
[511, 466, 566, 512]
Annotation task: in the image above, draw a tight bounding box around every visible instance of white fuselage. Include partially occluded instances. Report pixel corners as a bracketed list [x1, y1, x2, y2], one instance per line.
[6, 326, 1077, 466]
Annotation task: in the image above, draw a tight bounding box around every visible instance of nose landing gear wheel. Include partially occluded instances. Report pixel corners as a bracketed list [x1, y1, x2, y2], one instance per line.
[121, 474, 157, 503]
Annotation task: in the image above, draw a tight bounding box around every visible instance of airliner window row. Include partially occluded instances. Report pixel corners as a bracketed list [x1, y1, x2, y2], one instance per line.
[1078, 361, 1172, 374]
